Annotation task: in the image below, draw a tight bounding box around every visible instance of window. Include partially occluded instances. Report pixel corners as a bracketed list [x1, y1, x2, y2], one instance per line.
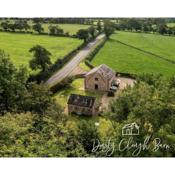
[95, 77, 98, 81]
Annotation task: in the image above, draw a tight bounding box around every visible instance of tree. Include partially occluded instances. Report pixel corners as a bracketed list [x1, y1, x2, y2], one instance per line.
[32, 23, 44, 34]
[127, 18, 142, 31]
[158, 24, 168, 35]
[22, 20, 31, 31]
[23, 82, 56, 115]
[97, 20, 102, 33]
[13, 20, 24, 31]
[76, 29, 89, 42]
[8, 23, 16, 32]
[48, 25, 64, 35]
[0, 50, 28, 114]
[169, 76, 175, 88]
[78, 120, 99, 153]
[167, 27, 173, 35]
[88, 26, 96, 38]
[29, 45, 52, 72]
[103, 20, 115, 38]
[1, 21, 9, 31]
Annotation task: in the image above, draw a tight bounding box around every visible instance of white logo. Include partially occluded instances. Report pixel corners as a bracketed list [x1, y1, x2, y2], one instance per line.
[122, 122, 139, 136]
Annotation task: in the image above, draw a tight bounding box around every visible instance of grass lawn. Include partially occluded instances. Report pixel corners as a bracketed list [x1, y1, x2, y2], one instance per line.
[167, 23, 175, 27]
[54, 78, 104, 109]
[92, 31, 175, 76]
[42, 24, 90, 35]
[79, 61, 91, 71]
[0, 32, 82, 69]
[54, 77, 115, 135]
[113, 31, 175, 62]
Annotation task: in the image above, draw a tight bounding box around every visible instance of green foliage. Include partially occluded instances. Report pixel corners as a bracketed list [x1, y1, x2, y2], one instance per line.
[0, 112, 80, 157]
[32, 23, 44, 34]
[103, 20, 115, 38]
[23, 83, 55, 115]
[97, 20, 102, 33]
[78, 120, 99, 153]
[29, 45, 52, 72]
[169, 76, 175, 88]
[0, 50, 28, 114]
[109, 74, 175, 156]
[76, 29, 89, 42]
[0, 52, 61, 116]
[88, 26, 96, 39]
[0, 20, 30, 32]
[48, 25, 64, 36]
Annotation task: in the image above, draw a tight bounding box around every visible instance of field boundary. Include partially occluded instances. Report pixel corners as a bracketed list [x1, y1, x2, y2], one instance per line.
[28, 42, 86, 83]
[113, 39, 175, 64]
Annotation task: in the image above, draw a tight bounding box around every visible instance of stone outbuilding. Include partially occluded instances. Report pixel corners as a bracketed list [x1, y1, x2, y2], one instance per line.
[67, 94, 97, 116]
[84, 64, 116, 92]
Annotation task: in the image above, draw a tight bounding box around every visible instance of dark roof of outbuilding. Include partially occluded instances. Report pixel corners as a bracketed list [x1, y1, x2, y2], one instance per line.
[67, 94, 96, 108]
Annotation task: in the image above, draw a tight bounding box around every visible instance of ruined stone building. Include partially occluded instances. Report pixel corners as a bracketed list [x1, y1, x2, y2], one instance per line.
[67, 94, 97, 116]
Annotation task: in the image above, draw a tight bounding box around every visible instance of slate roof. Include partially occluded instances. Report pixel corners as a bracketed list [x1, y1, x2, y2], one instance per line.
[67, 94, 96, 108]
[85, 64, 115, 80]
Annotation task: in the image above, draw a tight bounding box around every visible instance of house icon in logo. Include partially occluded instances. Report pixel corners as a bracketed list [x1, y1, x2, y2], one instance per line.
[122, 122, 139, 136]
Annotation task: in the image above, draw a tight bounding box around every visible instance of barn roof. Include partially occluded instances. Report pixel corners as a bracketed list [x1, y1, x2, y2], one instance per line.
[86, 64, 115, 80]
[67, 94, 96, 108]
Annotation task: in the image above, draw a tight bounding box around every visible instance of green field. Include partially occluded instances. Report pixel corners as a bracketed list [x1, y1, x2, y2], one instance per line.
[0, 32, 82, 69]
[167, 23, 175, 27]
[92, 31, 175, 76]
[114, 31, 175, 61]
[0, 20, 90, 35]
[42, 24, 90, 35]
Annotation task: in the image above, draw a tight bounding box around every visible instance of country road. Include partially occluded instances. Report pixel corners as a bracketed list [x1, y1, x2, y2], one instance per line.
[45, 34, 105, 87]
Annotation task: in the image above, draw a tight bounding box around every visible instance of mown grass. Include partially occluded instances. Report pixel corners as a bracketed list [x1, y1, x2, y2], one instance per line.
[0, 32, 82, 69]
[54, 78, 104, 108]
[113, 31, 175, 62]
[92, 31, 175, 76]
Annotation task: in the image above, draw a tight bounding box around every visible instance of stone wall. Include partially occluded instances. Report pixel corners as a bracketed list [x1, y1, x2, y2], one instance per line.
[85, 72, 108, 91]
[68, 104, 96, 116]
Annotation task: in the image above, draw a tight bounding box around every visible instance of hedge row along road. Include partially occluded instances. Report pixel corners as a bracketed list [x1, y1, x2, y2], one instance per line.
[46, 33, 105, 87]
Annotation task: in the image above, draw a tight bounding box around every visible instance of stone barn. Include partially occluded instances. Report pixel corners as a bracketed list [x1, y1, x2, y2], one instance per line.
[67, 94, 97, 116]
[84, 64, 116, 92]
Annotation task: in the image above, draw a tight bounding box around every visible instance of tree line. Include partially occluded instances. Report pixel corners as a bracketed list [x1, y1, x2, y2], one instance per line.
[115, 18, 175, 36]
[0, 19, 116, 40]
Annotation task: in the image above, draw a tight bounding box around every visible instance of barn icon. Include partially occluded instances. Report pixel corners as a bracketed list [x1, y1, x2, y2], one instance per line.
[122, 122, 139, 136]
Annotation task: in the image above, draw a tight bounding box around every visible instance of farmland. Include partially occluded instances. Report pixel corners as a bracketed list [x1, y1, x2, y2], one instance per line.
[42, 24, 90, 35]
[0, 20, 91, 35]
[0, 32, 82, 69]
[92, 31, 175, 76]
